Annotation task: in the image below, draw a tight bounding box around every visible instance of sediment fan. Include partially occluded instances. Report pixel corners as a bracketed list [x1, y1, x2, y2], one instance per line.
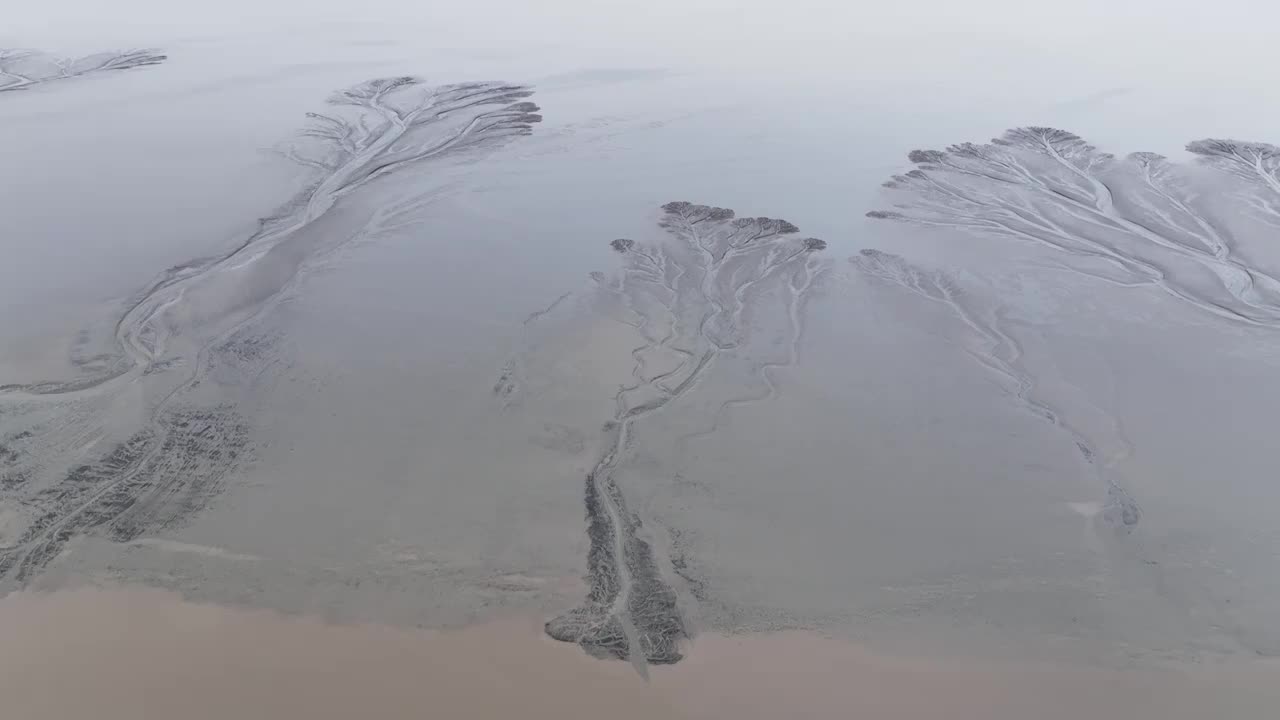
[505, 201, 828, 673]
[0, 75, 541, 589]
[0, 48, 167, 92]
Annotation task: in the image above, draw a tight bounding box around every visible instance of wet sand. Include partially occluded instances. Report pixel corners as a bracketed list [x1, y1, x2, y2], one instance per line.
[1, 587, 1276, 720]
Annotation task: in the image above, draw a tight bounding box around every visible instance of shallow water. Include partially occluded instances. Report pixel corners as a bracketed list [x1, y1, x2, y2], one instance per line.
[3, 587, 1278, 720]
[3, 0, 1280, 710]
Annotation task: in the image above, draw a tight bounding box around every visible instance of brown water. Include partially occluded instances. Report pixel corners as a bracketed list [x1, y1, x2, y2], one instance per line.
[2, 587, 1276, 720]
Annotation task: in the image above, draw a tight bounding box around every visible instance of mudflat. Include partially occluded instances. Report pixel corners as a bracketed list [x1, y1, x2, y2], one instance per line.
[3, 1, 1280, 716]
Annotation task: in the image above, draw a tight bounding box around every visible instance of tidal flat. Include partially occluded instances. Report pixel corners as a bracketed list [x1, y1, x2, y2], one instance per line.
[2, 1, 1279, 715]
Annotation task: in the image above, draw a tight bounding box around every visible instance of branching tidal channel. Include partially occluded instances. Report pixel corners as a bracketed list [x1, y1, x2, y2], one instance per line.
[864, 127, 1280, 537]
[0, 76, 540, 586]
[518, 203, 827, 672]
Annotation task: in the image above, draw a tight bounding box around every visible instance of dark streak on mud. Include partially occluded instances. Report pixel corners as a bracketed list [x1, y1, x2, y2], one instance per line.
[0, 431, 33, 489]
[492, 365, 518, 400]
[665, 524, 710, 603]
[545, 470, 684, 667]
[523, 291, 572, 326]
[0, 408, 250, 583]
[0, 49, 166, 93]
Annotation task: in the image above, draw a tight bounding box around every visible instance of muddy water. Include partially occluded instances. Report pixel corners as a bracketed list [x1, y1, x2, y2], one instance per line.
[1, 588, 1276, 720]
[3, 0, 1280, 707]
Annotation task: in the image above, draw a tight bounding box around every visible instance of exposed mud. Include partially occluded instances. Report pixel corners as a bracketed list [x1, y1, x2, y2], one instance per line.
[0, 430, 34, 490]
[511, 202, 827, 670]
[865, 128, 1280, 536]
[1187, 139, 1280, 227]
[0, 407, 250, 584]
[871, 127, 1280, 327]
[851, 249, 1140, 533]
[2, 76, 540, 399]
[0, 48, 166, 93]
[0, 76, 540, 587]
